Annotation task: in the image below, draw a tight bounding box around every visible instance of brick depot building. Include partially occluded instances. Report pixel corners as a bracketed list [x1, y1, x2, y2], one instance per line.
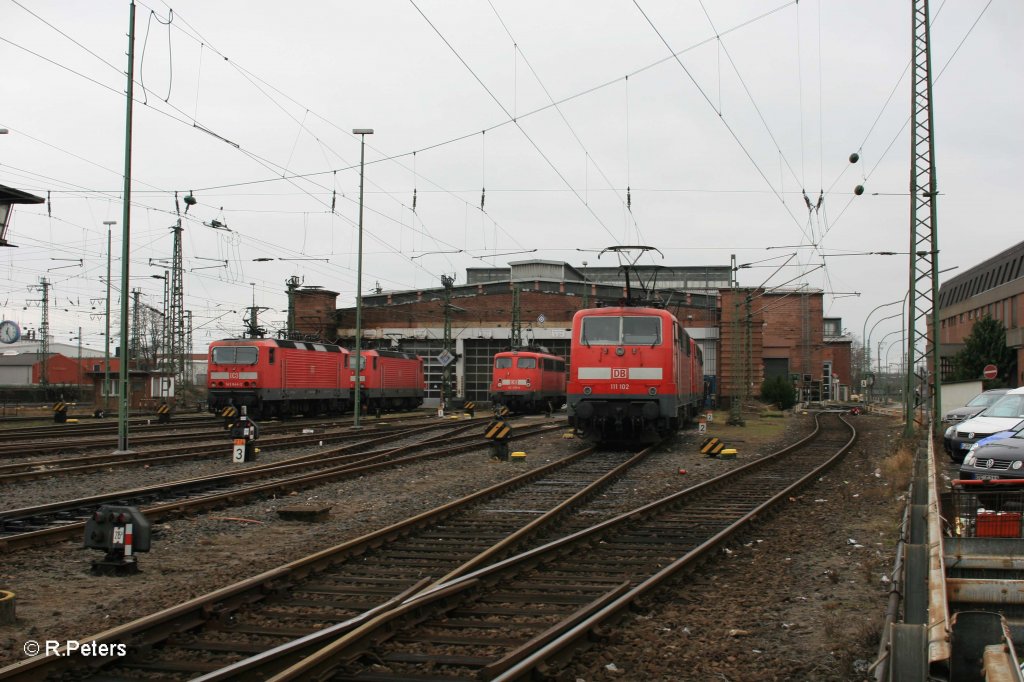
[936, 240, 1024, 386]
[289, 260, 851, 406]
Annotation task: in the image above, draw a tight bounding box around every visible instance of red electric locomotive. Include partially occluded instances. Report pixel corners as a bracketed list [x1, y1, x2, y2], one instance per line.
[353, 349, 425, 413]
[490, 349, 567, 414]
[567, 305, 703, 441]
[207, 338, 352, 419]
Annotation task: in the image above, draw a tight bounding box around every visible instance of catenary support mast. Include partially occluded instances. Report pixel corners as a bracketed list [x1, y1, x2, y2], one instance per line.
[904, 0, 941, 436]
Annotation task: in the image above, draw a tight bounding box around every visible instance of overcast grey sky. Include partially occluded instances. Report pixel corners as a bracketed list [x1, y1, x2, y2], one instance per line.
[1, 0, 1019, 362]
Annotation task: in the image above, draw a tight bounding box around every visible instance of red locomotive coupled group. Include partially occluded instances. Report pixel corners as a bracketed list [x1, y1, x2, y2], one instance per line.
[567, 305, 704, 442]
[207, 339, 427, 419]
[207, 338, 352, 419]
[353, 349, 426, 414]
[489, 349, 567, 414]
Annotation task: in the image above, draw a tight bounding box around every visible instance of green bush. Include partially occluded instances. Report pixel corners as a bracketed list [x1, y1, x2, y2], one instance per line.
[761, 376, 797, 410]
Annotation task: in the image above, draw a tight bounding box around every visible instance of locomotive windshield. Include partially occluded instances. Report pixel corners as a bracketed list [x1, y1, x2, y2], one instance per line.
[517, 357, 537, 369]
[495, 357, 513, 369]
[348, 356, 367, 370]
[580, 315, 661, 346]
[211, 345, 258, 365]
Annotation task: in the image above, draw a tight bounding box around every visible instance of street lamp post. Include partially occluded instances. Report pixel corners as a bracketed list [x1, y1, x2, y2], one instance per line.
[352, 128, 373, 427]
[862, 299, 903, 383]
[102, 220, 116, 412]
[867, 311, 903, 401]
[877, 329, 902, 401]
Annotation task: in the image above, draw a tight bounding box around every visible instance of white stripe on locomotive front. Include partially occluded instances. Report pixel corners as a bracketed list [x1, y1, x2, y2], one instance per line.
[576, 367, 664, 380]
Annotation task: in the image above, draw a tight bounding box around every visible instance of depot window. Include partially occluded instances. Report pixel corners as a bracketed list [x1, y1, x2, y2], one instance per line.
[212, 346, 258, 365]
[495, 357, 513, 369]
[580, 315, 661, 346]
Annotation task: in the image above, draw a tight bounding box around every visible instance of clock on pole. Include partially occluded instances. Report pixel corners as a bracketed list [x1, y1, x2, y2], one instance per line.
[0, 320, 21, 344]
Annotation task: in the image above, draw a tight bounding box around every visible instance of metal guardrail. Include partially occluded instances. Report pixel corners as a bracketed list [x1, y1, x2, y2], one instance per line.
[875, 423, 1024, 681]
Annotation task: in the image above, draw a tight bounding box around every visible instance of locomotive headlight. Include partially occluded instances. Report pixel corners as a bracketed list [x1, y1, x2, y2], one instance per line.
[583, 386, 592, 395]
[525, 379, 531, 387]
[616, 347, 625, 356]
[648, 387, 657, 396]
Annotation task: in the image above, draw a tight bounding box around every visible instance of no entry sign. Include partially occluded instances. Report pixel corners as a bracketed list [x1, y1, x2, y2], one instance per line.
[983, 364, 998, 380]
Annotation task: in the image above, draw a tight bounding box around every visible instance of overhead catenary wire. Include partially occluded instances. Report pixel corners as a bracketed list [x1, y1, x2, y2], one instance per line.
[485, 0, 648, 251]
[696, 0, 804, 193]
[633, 1, 815, 247]
[141, 0, 797, 207]
[138, 7, 174, 105]
[141, 0, 497, 271]
[10, 0, 802, 254]
[410, 0, 623, 246]
[74, 0, 790, 256]
[820, 0, 992, 240]
[700, 0, 829, 296]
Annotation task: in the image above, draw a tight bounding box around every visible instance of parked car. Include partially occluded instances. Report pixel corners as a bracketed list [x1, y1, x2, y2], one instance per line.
[944, 387, 1024, 463]
[943, 388, 1011, 424]
[960, 429, 1024, 481]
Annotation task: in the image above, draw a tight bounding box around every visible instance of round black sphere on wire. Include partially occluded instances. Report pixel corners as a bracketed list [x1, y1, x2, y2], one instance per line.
[854, 185, 865, 196]
[849, 152, 860, 164]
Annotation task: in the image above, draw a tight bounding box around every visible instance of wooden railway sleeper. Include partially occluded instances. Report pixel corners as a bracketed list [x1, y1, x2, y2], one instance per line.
[191, 579, 435, 682]
[267, 580, 483, 681]
[479, 582, 630, 679]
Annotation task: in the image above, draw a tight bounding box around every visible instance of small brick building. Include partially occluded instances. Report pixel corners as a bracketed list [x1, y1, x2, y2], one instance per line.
[720, 287, 852, 404]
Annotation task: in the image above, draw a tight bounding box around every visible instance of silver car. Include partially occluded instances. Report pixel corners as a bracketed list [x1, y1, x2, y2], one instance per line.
[943, 388, 1011, 425]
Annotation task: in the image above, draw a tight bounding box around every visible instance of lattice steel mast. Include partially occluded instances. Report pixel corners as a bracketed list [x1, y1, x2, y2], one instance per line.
[30, 277, 51, 389]
[285, 276, 301, 339]
[904, 0, 941, 435]
[182, 310, 193, 389]
[441, 274, 455, 407]
[130, 288, 142, 362]
[168, 206, 185, 393]
[510, 287, 522, 350]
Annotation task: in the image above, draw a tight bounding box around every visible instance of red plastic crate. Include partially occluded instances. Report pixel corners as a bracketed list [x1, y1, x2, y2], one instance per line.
[976, 512, 1022, 538]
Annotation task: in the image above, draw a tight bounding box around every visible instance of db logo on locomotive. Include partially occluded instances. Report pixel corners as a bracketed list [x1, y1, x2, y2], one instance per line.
[612, 368, 627, 379]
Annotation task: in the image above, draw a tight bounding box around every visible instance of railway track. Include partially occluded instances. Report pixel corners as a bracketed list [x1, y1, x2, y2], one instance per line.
[0, 414, 218, 439]
[0, 414, 486, 483]
[0, 411, 853, 681]
[240, 411, 856, 681]
[0, 420, 561, 552]
[0, 411, 442, 458]
[0, 439, 657, 681]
